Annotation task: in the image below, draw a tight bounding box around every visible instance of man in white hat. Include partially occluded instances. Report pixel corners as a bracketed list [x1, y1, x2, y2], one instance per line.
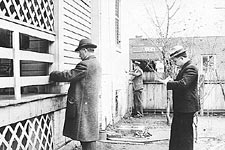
[159, 45, 200, 150]
[129, 61, 144, 117]
[50, 39, 101, 150]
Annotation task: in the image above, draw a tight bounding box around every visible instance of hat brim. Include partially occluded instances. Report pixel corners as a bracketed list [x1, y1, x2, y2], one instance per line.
[75, 44, 97, 52]
[170, 50, 186, 59]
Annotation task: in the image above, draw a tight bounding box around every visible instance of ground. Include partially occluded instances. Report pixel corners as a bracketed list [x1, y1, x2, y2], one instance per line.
[62, 113, 225, 150]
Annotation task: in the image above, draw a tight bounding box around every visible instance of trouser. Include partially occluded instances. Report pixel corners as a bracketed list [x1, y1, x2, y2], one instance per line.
[169, 112, 195, 150]
[81, 141, 96, 150]
[133, 90, 143, 116]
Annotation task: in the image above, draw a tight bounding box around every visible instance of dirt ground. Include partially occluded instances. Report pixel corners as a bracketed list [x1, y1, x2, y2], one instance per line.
[96, 113, 225, 150]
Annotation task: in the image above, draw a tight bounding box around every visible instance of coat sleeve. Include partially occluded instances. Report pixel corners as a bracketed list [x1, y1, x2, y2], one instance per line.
[49, 62, 87, 82]
[167, 66, 198, 90]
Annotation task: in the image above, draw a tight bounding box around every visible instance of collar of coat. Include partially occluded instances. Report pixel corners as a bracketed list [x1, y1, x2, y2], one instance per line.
[180, 60, 191, 70]
[84, 55, 96, 60]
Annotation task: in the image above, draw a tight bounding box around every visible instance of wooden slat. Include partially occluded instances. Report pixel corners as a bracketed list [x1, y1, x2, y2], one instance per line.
[0, 77, 14, 88]
[21, 76, 49, 87]
[63, 42, 78, 51]
[63, 23, 90, 39]
[64, 0, 91, 20]
[63, 6, 91, 29]
[63, 15, 91, 34]
[63, 56, 81, 65]
[63, 63, 77, 70]
[0, 47, 13, 59]
[20, 51, 54, 63]
[63, 50, 79, 59]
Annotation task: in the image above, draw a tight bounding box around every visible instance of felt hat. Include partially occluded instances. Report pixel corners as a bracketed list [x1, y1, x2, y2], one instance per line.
[170, 45, 187, 59]
[75, 39, 97, 52]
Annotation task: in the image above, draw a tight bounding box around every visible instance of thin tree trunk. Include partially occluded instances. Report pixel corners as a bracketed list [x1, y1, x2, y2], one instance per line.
[166, 90, 171, 125]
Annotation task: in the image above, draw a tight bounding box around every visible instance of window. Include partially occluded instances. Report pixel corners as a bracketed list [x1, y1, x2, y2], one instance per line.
[0, 0, 55, 99]
[115, 0, 121, 46]
[202, 55, 215, 73]
[0, 28, 12, 48]
[0, 28, 54, 99]
[201, 55, 216, 80]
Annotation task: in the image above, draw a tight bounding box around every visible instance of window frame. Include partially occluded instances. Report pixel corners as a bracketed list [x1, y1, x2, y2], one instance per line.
[200, 54, 216, 81]
[0, 20, 55, 100]
[115, 0, 121, 48]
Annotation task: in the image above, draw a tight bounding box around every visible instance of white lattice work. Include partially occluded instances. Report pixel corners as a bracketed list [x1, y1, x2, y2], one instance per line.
[0, 0, 54, 31]
[0, 114, 53, 150]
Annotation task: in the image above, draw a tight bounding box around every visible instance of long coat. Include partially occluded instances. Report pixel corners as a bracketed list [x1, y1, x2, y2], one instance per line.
[50, 55, 101, 142]
[167, 61, 200, 113]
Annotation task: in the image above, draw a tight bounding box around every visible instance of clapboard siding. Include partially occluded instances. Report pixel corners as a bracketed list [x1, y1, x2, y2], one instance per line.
[63, 22, 90, 38]
[64, 50, 79, 58]
[63, 57, 81, 65]
[62, 0, 92, 69]
[63, 42, 77, 51]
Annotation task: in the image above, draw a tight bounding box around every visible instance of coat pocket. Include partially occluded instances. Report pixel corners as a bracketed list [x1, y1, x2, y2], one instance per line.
[66, 98, 77, 118]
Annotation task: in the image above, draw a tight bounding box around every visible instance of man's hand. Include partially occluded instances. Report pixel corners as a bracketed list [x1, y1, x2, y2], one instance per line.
[158, 76, 173, 85]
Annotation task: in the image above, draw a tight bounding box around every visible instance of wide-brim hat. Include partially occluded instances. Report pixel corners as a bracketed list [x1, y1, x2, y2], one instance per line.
[75, 39, 97, 52]
[170, 45, 186, 59]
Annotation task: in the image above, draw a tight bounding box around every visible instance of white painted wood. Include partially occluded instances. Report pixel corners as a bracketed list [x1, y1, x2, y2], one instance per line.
[63, 50, 79, 59]
[63, 43, 78, 51]
[13, 31, 21, 100]
[20, 51, 54, 63]
[0, 77, 14, 88]
[21, 76, 49, 87]
[64, 0, 91, 18]
[54, 0, 64, 71]
[0, 47, 13, 59]
[63, 15, 91, 31]
[63, 7, 91, 28]
[0, 17, 55, 41]
[63, 57, 81, 65]
[63, 63, 77, 70]
[63, 23, 91, 38]
[0, 94, 66, 128]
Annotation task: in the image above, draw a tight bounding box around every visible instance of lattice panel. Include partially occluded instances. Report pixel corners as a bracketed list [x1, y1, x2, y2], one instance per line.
[0, 114, 53, 150]
[0, 0, 54, 31]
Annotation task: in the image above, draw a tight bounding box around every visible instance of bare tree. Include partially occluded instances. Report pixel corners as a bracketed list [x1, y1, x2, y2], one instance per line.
[144, 0, 182, 125]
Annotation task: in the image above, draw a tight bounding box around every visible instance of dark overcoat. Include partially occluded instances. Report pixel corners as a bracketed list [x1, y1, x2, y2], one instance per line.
[50, 55, 101, 142]
[167, 61, 200, 113]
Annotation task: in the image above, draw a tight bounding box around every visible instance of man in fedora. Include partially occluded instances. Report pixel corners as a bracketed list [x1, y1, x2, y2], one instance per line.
[159, 45, 200, 150]
[129, 61, 144, 118]
[49, 39, 101, 150]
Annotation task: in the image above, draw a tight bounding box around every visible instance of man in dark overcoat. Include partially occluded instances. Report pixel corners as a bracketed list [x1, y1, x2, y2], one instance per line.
[49, 39, 101, 150]
[159, 45, 200, 150]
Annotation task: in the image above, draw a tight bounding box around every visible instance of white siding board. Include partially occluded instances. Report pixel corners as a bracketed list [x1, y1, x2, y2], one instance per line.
[63, 57, 80, 66]
[64, 0, 91, 16]
[64, 50, 79, 59]
[63, 43, 78, 51]
[64, 8, 91, 28]
[63, 15, 91, 32]
[63, 63, 77, 70]
[62, 0, 91, 70]
[63, 26, 90, 41]
[63, 35, 80, 48]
